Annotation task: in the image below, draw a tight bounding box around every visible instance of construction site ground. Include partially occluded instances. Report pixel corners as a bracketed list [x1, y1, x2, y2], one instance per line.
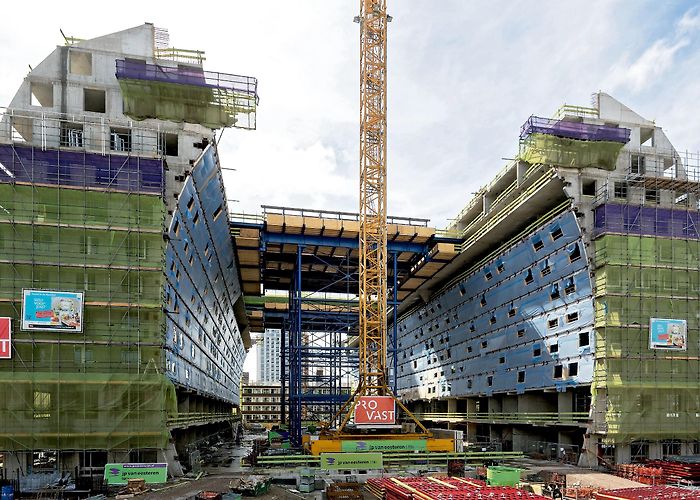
[127, 432, 650, 500]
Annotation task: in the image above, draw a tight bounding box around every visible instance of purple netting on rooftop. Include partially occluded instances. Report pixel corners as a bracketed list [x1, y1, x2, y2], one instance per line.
[594, 203, 700, 239]
[520, 116, 630, 144]
[116, 59, 258, 98]
[0, 144, 163, 194]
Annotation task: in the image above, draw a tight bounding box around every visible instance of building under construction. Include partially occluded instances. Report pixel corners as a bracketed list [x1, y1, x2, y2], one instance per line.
[391, 93, 700, 465]
[1, 19, 700, 491]
[0, 23, 256, 479]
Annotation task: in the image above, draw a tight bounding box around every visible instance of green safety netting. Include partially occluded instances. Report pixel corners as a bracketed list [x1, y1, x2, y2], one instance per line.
[0, 182, 177, 451]
[118, 80, 253, 130]
[593, 234, 700, 443]
[519, 133, 625, 170]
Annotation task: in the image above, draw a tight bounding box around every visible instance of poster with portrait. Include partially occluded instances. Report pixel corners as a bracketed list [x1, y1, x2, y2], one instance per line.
[649, 318, 687, 351]
[22, 290, 84, 333]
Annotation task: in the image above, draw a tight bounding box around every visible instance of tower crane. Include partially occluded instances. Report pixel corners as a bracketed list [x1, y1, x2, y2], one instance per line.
[323, 0, 430, 441]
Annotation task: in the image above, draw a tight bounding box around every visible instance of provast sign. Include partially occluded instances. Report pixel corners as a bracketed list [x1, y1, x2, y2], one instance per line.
[649, 318, 687, 350]
[22, 290, 84, 332]
[320, 453, 383, 470]
[354, 395, 395, 425]
[341, 439, 427, 452]
[103, 463, 167, 485]
[0, 318, 10, 359]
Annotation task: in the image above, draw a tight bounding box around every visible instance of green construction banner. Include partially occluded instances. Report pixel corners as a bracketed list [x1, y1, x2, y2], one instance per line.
[104, 463, 168, 485]
[320, 452, 383, 470]
[341, 439, 427, 452]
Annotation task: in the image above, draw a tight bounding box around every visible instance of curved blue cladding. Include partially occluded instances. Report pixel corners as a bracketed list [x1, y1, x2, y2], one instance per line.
[397, 210, 595, 400]
[163, 146, 244, 405]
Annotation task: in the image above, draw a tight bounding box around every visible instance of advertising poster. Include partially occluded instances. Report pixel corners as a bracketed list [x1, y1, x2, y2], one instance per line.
[354, 395, 396, 425]
[0, 317, 10, 359]
[341, 439, 427, 452]
[649, 318, 687, 350]
[320, 453, 383, 470]
[103, 463, 168, 485]
[22, 290, 84, 332]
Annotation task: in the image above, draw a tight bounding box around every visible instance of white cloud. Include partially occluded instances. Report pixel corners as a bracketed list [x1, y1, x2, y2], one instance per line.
[678, 5, 700, 33]
[605, 38, 690, 93]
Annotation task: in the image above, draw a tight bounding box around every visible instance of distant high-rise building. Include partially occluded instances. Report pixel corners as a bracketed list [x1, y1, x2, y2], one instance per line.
[257, 329, 281, 382]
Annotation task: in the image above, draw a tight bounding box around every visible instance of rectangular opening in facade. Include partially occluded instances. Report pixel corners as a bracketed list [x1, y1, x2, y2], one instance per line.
[158, 132, 179, 156]
[566, 311, 579, 323]
[60, 122, 84, 148]
[110, 127, 132, 152]
[645, 188, 659, 204]
[614, 181, 628, 199]
[30, 81, 54, 107]
[582, 179, 596, 197]
[69, 50, 92, 75]
[84, 88, 106, 113]
[568, 362, 578, 377]
[549, 343, 559, 354]
[631, 155, 645, 175]
[553, 365, 563, 378]
[579, 331, 590, 347]
[517, 371, 525, 383]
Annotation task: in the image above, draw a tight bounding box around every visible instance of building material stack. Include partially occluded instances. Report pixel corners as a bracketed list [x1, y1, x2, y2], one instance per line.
[366, 476, 548, 500]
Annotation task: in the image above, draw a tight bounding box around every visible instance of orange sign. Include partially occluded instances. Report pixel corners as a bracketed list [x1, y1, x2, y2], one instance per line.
[354, 396, 395, 425]
[0, 318, 11, 359]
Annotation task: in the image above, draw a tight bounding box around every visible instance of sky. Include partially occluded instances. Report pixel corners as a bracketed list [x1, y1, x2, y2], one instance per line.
[2, 1, 700, 377]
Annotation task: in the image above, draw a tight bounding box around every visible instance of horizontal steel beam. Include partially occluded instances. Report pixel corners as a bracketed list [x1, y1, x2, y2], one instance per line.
[261, 232, 429, 254]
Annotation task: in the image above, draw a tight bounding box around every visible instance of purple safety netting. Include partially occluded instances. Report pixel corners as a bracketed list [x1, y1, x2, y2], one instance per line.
[116, 59, 258, 98]
[520, 116, 630, 144]
[594, 203, 700, 239]
[0, 144, 163, 194]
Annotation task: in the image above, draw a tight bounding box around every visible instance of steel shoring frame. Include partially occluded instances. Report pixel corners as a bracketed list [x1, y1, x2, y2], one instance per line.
[286, 246, 359, 446]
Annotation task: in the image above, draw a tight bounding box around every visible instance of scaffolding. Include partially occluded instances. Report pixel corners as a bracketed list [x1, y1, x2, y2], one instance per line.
[0, 136, 175, 452]
[591, 147, 700, 446]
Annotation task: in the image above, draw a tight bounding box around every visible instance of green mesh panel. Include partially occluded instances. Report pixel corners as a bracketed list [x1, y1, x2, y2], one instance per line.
[0, 182, 176, 451]
[593, 234, 700, 443]
[519, 133, 625, 170]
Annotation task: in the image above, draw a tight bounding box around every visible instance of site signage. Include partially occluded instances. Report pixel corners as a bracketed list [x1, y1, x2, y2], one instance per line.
[0, 317, 11, 359]
[103, 463, 168, 485]
[22, 290, 84, 333]
[320, 452, 383, 470]
[354, 396, 395, 425]
[341, 439, 427, 452]
[649, 318, 687, 350]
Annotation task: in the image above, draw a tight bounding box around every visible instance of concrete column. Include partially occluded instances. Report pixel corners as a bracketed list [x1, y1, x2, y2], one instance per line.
[3, 452, 25, 478]
[648, 442, 662, 460]
[483, 193, 493, 214]
[516, 161, 528, 187]
[447, 398, 458, 414]
[578, 434, 599, 468]
[615, 445, 631, 464]
[557, 390, 573, 415]
[60, 452, 80, 474]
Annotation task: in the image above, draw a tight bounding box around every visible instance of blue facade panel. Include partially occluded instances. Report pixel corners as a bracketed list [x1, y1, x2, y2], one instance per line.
[397, 210, 595, 400]
[163, 147, 244, 405]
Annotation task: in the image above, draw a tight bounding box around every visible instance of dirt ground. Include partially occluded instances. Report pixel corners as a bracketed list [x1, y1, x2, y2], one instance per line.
[141, 480, 306, 500]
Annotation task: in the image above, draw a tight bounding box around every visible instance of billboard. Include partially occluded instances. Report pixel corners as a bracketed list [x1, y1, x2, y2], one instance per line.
[341, 439, 427, 452]
[0, 317, 10, 359]
[354, 395, 395, 425]
[649, 318, 687, 350]
[22, 290, 84, 332]
[320, 453, 383, 470]
[103, 463, 168, 485]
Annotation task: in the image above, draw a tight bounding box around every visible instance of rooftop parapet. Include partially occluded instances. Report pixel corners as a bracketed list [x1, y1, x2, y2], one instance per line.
[520, 115, 630, 143]
[116, 59, 258, 130]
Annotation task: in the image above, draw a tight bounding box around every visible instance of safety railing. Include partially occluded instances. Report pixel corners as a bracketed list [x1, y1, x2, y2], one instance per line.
[255, 450, 525, 466]
[0, 107, 166, 157]
[261, 204, 430, 227]
[414, 411, 589, 424]
[552, 104, 599, 120]
[167, 412, 238, 427]
[155, 47, 206, 65]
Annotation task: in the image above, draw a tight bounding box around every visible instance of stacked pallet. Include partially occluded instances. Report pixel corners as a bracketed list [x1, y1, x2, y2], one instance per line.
[366, 476, 547, 500]
[594, 486, 700, 499]
[646, 458, 700, 484]
[614, 464, 665, 485]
